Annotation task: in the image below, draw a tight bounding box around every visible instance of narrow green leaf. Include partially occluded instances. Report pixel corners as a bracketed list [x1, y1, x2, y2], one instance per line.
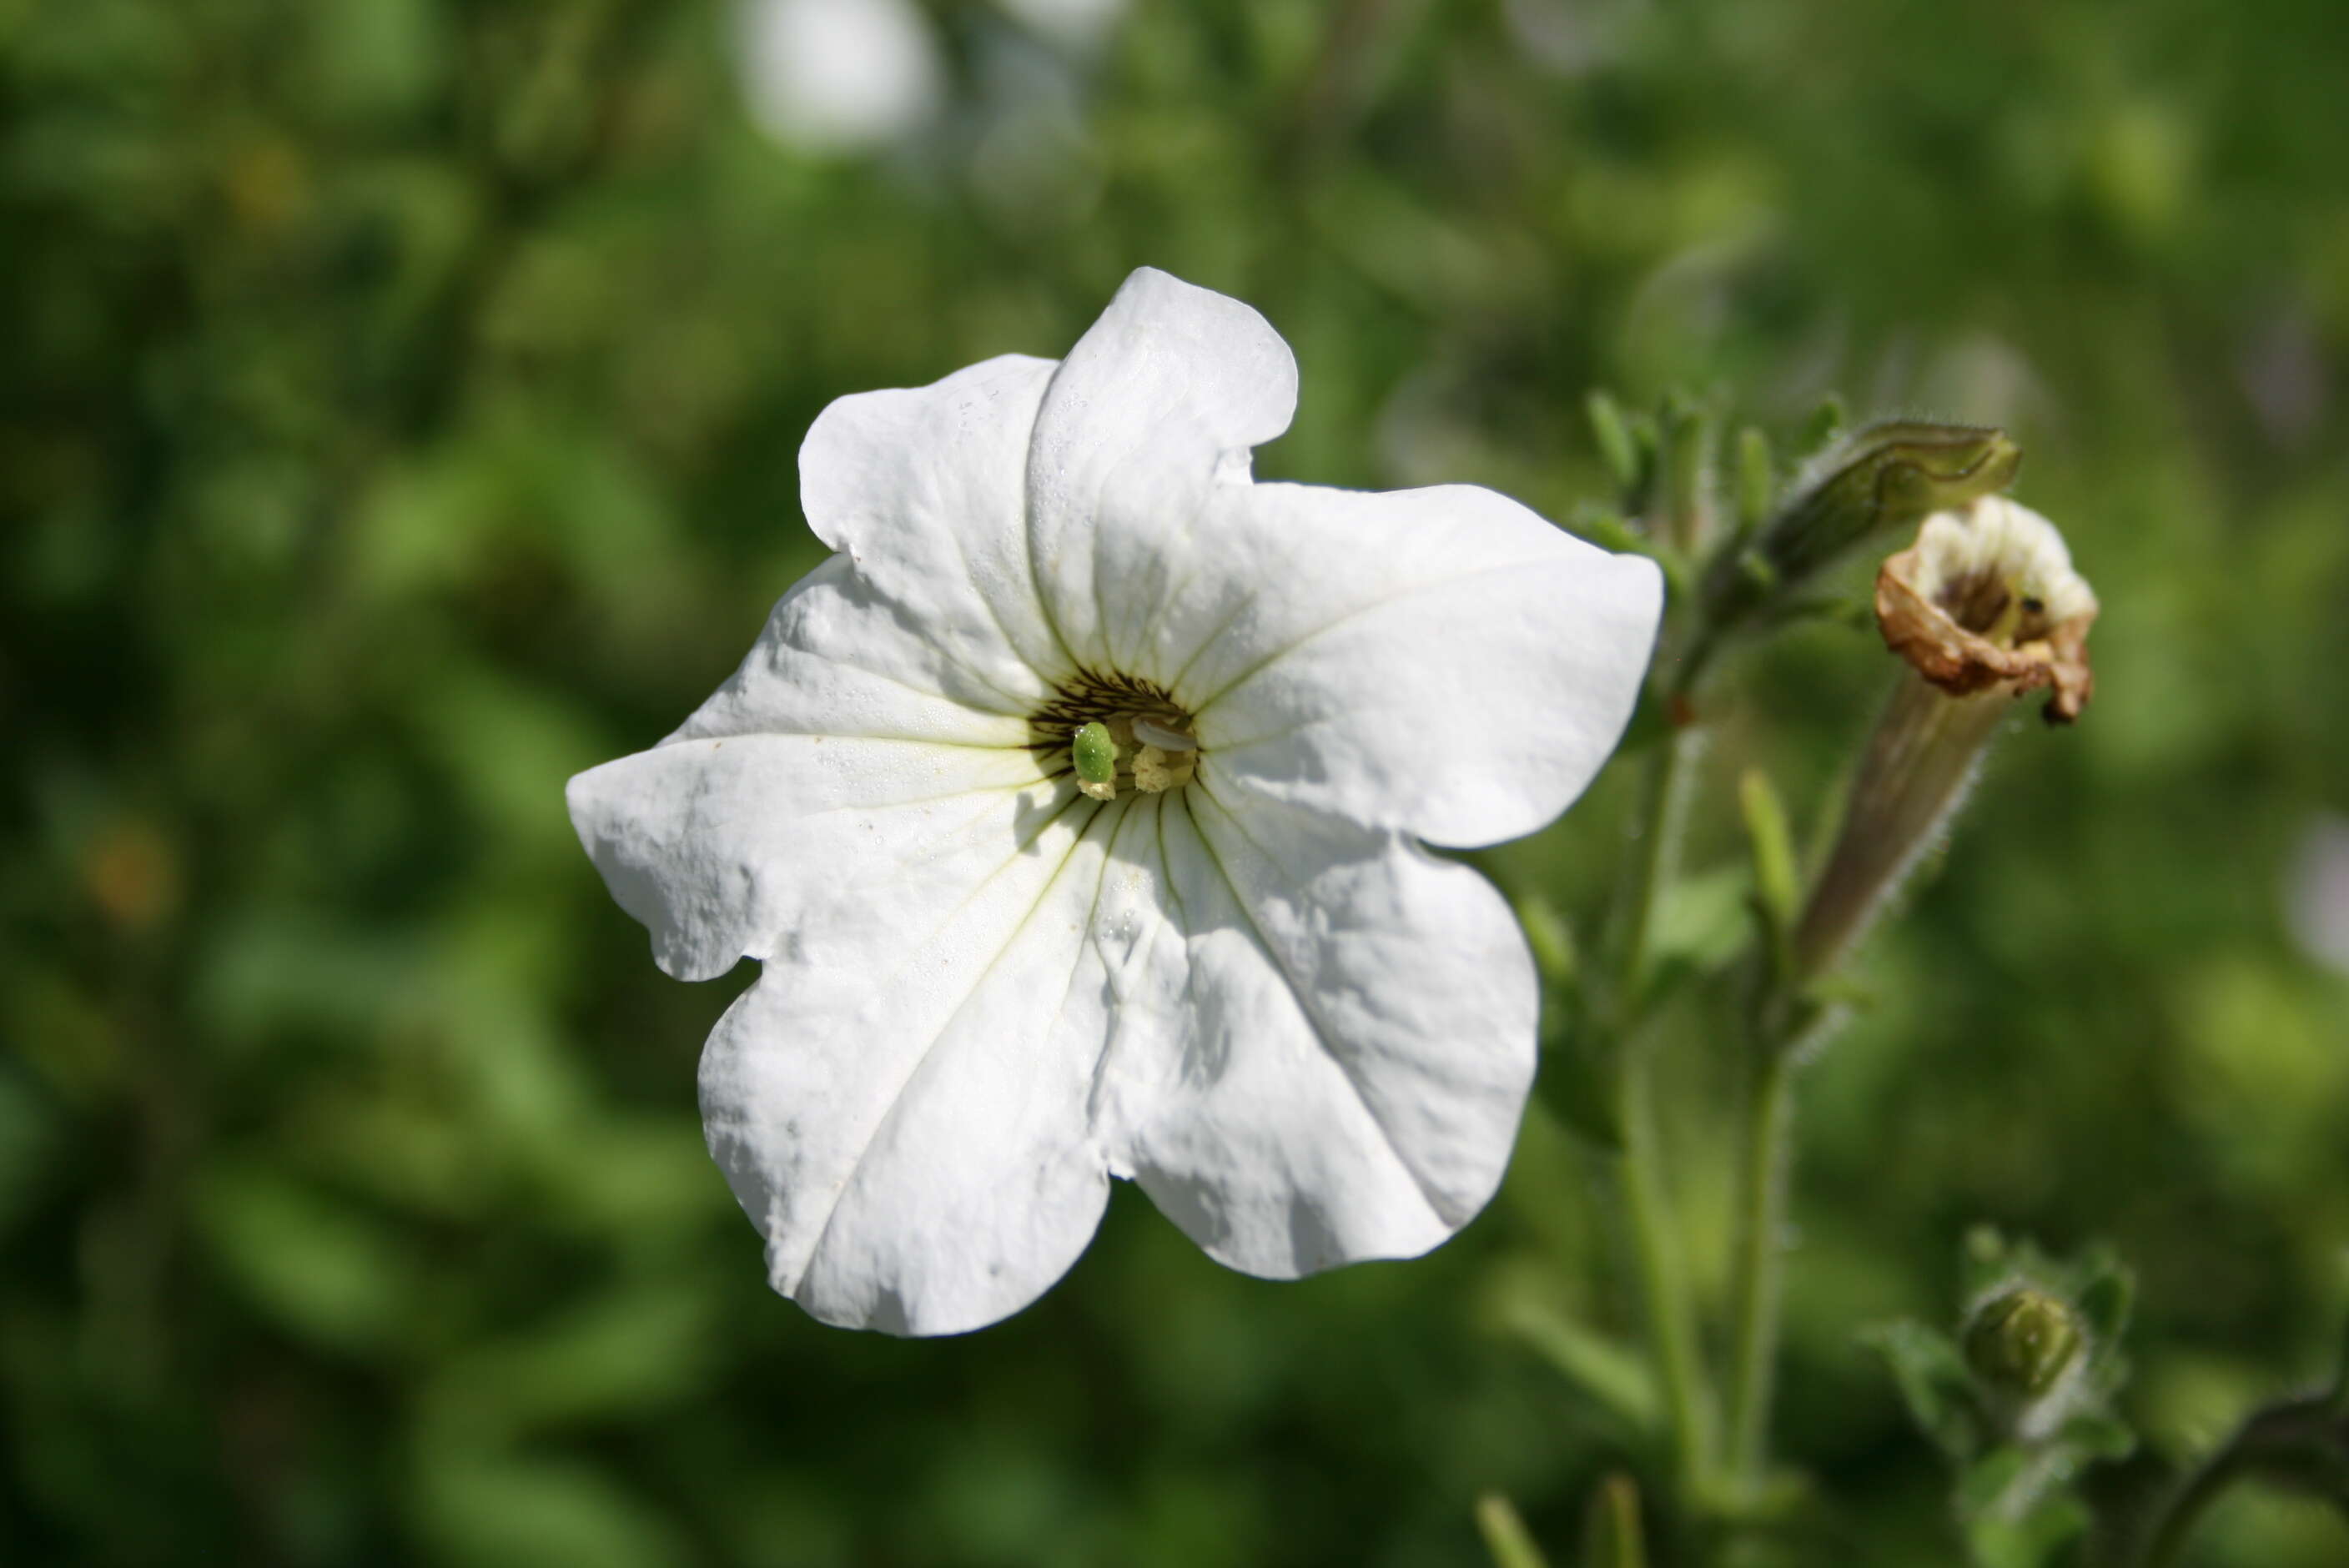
[1657, 392, 1716, 550]
[1582, 1473, 1647, 1568]
[1798, 394, 1848, 459]
[1864, 1319, 1982, 1460]
[1492, 1288, 1661, 1435]
[2074, 1261, 2134, 1349]
[1569, 503, 1645, 555]
[1517, 895, 1578, 993]
[1738, 767, 1801, 952]
[1474, 1493, 1552, 1568]
[1587, 390, 1642, 500]
[1735, 425, 1775, 539]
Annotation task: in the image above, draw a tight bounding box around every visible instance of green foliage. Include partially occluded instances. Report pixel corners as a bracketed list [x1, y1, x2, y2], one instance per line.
[1581, 1473, 1648, 1568]
[3, 0, 2348, 1565]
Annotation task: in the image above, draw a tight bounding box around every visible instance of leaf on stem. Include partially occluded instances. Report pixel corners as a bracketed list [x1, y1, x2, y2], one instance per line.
[1582, 1472, 1647, 1568]
[1863, 1319, 1983, 1460]
[1486, 1277, 1662, 1440]
[1475, 1493, 1553, 1568]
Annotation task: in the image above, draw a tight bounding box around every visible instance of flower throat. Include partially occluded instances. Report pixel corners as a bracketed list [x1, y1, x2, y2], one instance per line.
[1030, 670, 1198, 801]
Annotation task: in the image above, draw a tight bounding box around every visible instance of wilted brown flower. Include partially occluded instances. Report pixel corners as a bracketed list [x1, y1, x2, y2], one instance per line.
[1794, 496, 2097, 977]
[1874, 495, 2099, 724]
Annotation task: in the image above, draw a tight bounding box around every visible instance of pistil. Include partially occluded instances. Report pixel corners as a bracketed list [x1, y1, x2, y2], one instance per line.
[1060, 707, 1199, 801]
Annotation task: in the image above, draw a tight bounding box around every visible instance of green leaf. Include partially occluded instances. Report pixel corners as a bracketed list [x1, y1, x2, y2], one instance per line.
[1734, 425, 1776, 539]
[1581, 1473, 1647, 1568]
[1864, 1319, 1982, 1460]
[1656, 391, 1717, 549]
[1648, 863, 1756, 979]
[1474, 1492, 1552, 1568]
[417, 1450, 688, 1568]
[421, 1280, 725, 1440]
[1517, 895, 1579, 995]
[1964, 1495, 2091, 1568]
[1797, 394, 1848, 459]
[2074, 1258, 2135, 1349]
[1738, 767, 1801, 961]
[1569, 502, 1646, 555]
[194, 1160, 416, 1357]
[1587, 390, 1644, 501]
[1955, 1445, 2032, 1515]
[2055, 1412, 2137, 1461]
[1490, 1286, 1661, 1438]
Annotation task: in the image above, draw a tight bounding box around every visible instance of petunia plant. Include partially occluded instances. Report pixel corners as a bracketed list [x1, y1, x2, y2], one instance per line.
[568, 265, 2325, 1560]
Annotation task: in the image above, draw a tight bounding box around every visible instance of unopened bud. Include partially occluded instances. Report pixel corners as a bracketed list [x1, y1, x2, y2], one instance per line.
[1964, 1286, 2085, 1400]
[1705, 422, 2022, 630]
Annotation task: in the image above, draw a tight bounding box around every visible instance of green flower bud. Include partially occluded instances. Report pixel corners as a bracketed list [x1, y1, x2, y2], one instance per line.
[1964, 1287, 2084, 1400]
[1703, 421, 2022, 630]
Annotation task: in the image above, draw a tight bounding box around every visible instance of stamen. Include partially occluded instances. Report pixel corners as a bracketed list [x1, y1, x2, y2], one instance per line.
[1131, 744, 1195, 793]
[1132, 716, 1197, 753]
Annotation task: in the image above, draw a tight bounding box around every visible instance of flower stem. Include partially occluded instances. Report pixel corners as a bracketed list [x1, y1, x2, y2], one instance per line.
[1616, 726, 1700, 1003]
[1609, 723, 1715, 1501]
[2138, 1450, 2241, 1568]
[2139, 1389, 2348, 1567]
[1723, 1040, 1798, 1490]
[1619, 1041, 1714, 1502]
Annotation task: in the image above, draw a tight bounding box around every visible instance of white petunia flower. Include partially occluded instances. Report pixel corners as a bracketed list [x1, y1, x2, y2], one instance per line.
[737, 0, 943, 155]
[567, 269, 1663, 1335]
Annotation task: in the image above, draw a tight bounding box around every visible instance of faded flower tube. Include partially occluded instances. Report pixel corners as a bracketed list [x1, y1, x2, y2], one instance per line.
[1793, 495, 2098, 978]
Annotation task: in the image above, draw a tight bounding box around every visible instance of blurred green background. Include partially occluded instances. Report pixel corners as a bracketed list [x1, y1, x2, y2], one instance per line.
[4, 0, 2347, 1563]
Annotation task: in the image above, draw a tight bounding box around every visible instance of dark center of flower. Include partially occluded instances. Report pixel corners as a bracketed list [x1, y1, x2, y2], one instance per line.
[1934, 569, 2060, 646]
[1030, 670, 1200, 800]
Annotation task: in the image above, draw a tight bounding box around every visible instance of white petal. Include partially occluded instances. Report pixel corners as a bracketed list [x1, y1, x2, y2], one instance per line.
[677, 354, 1071, 754]
[672, 556, 1037, 748]
[1103, 787, 1538, 1278]
[1024, 268, 1299, 674]
[797, 353, 1071, 699]
[1165, 481, 1662, 847]
[566, 734, 1051, 982]
[700, 794, 1188, 1335]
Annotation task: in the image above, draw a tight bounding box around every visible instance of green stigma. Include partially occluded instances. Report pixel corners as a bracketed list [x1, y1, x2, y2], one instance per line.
[1072, 721, 1119, 796]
